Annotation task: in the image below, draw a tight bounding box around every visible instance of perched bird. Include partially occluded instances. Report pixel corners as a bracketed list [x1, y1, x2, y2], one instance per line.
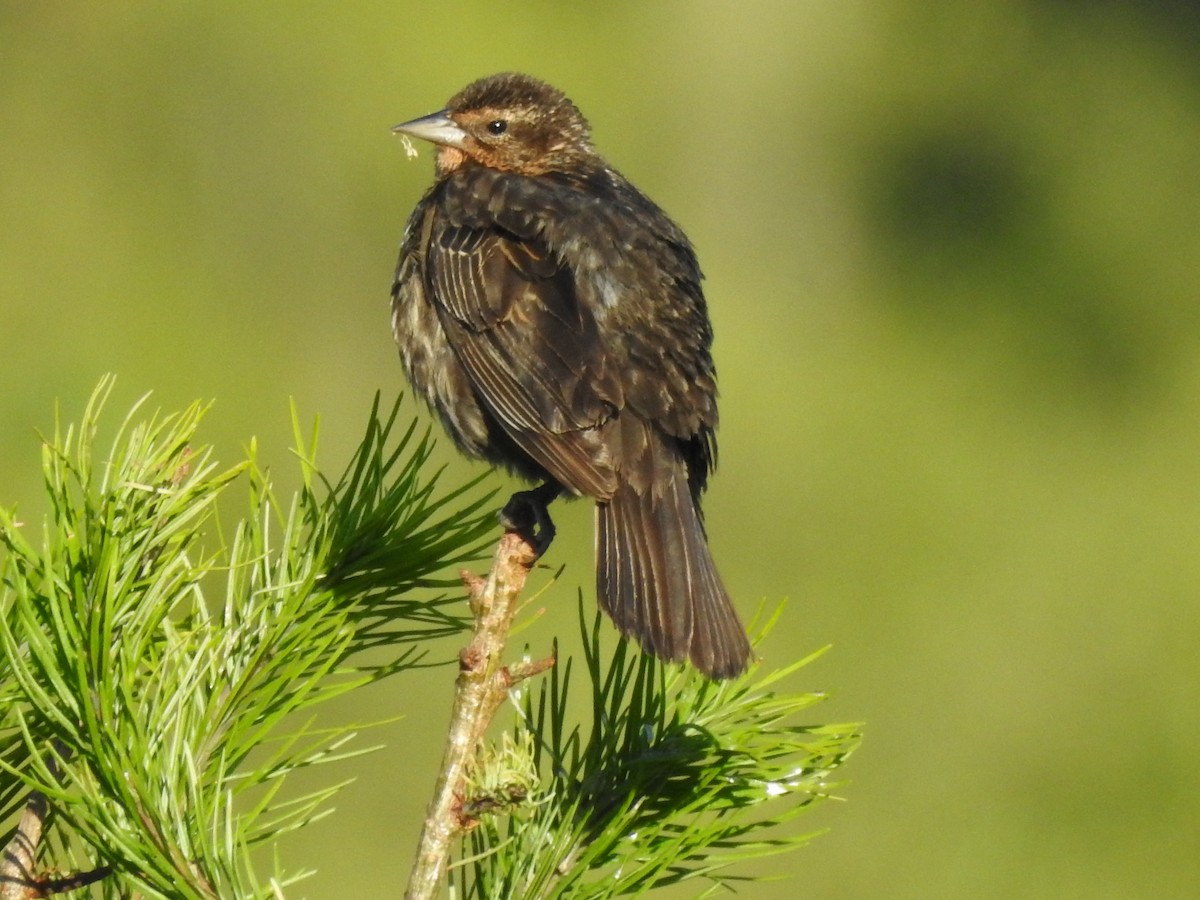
[390, 73, 751, 678]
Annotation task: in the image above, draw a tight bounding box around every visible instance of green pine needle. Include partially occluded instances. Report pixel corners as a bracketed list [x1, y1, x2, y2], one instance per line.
[455, 599, 862, 898]
[0, 377, 497, 897]
[1, 378, 861, 898]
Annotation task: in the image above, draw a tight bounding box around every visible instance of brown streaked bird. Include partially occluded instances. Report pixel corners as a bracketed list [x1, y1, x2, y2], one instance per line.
[390, 72, 751, 678]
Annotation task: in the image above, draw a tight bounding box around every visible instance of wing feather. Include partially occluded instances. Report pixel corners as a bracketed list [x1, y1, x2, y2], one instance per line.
[427, 220, 622, 499]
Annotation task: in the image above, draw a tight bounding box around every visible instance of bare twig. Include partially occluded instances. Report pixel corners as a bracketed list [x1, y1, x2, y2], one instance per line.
[0, 793, 111, 899]
[404, 529, 550, 899]
[0, 749, 112, 900]
[0, 790, 50, 900]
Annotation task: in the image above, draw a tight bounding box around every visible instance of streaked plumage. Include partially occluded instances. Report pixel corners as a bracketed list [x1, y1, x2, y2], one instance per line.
[390, 73, 750, 678]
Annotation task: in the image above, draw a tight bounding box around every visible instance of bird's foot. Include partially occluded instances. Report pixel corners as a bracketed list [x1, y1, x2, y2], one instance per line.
[500, 482, 561, 558]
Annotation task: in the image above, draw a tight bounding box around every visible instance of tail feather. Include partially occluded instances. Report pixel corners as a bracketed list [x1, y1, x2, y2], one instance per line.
[596, 464, 751, 679]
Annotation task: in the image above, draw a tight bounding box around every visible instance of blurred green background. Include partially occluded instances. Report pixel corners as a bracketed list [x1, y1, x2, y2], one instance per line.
[3, 2, 1199, 896]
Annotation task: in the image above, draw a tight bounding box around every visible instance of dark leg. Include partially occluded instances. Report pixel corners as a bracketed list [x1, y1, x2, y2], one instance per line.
[500, 481, 562, 558]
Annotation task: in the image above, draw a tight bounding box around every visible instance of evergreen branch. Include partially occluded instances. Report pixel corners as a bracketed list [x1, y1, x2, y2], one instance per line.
[0, 378, 498, 897]
[454, 602, 862, 898]
[1, 378, 860, 897]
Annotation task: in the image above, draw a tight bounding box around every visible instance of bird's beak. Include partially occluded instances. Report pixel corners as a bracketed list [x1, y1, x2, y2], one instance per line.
[391, 109, 467, 148]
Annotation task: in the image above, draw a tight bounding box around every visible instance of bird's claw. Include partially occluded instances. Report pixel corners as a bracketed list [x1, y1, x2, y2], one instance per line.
[500, 483, 560, 558]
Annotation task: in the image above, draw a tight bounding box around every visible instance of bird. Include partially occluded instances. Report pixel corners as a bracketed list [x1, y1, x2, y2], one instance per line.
[389, 72, 751, 678]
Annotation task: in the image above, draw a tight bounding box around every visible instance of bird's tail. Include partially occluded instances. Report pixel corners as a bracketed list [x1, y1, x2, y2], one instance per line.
[595, 464, 751, 679]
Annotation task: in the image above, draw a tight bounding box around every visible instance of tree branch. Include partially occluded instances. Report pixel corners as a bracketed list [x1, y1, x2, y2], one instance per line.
[1, 760, 111, 900]
[404, 528, 551, 899]
[0, 789, 50, 900]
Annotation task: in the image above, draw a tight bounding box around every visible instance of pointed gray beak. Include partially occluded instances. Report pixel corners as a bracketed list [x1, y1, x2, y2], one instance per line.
[391, 109, 468, 148]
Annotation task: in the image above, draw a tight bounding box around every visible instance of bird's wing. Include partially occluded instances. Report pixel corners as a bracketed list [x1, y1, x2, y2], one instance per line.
[427, 220, 622, 499]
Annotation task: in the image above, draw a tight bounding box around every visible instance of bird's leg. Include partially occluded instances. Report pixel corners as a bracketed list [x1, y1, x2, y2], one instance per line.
[500, 482, 562, 558]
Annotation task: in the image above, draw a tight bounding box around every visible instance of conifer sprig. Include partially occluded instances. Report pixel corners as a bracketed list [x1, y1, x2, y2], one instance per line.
[454, 602, 861, 898]
[0, 378, 495, 897]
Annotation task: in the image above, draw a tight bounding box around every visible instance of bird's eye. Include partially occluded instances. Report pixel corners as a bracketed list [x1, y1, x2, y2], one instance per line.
[486, 120, 508, 136]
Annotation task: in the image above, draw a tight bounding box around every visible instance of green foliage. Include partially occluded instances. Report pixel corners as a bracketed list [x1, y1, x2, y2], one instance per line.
[0, 378, 495, 897]
[0, 380, 857, 897]
[455, 605, 861, 898]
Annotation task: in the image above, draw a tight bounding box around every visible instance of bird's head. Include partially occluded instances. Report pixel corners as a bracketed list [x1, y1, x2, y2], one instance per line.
[393, 72, 596, 177]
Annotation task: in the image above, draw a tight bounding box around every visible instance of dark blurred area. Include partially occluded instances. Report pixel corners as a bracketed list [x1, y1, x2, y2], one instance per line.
[2, 2, 1198, 897]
